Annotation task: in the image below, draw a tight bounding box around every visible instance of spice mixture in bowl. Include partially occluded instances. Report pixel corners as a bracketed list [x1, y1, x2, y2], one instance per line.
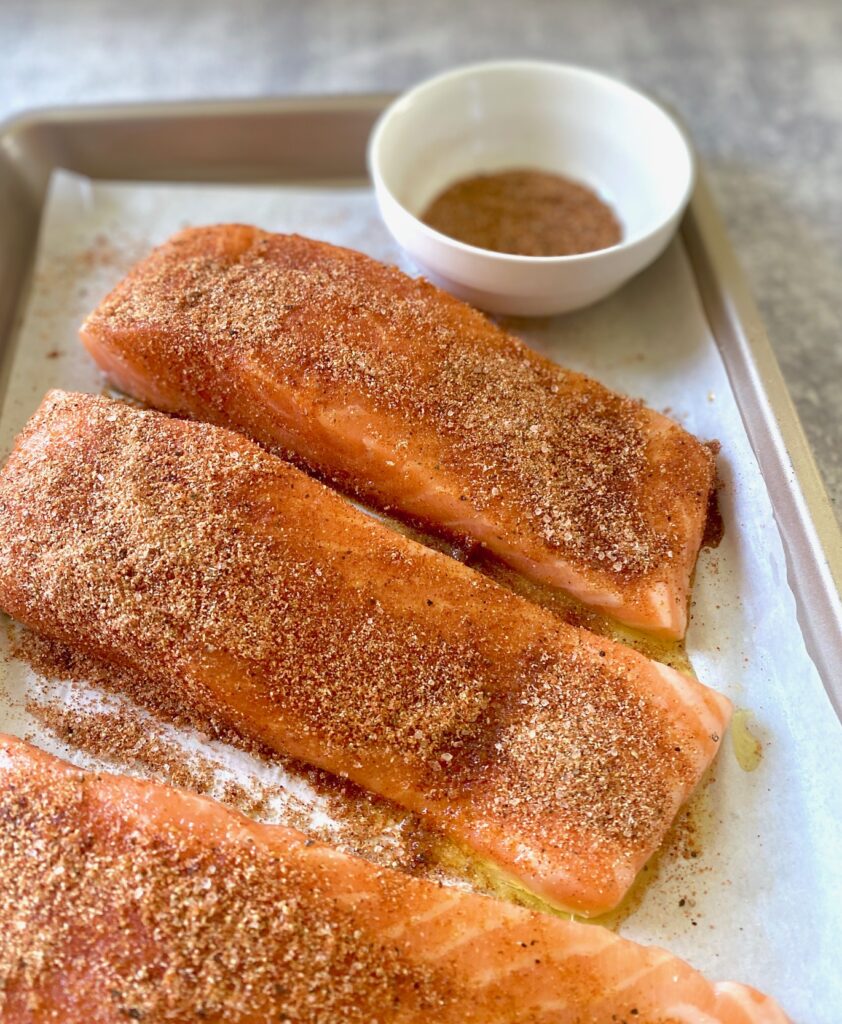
[369, 60, 695, 316]
[421, 169, 622, 258]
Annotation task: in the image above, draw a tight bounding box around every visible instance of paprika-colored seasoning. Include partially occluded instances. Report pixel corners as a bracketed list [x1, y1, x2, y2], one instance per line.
[421, 168, 622, 257]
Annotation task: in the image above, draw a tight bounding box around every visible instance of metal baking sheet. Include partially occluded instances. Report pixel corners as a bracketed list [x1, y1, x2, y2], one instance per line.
[0, 97, 840, 1023]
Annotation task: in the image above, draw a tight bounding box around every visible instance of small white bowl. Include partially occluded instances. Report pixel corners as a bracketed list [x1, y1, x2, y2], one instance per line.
[368, 60, 695, 316]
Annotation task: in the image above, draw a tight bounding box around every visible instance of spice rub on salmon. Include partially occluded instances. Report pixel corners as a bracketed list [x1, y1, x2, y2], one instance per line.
[80, 225, 716, 639]
[0, 392, 730, 916]
[0, 735, 789, 1024]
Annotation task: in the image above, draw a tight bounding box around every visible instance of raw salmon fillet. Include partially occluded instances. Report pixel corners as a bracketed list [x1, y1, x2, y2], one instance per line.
[0, 391, 730, 915]
[0, 735, 789, 1024]
[80, 225, 716, 639]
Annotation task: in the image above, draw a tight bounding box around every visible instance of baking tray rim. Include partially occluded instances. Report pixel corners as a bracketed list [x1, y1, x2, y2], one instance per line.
[0, 94, 375, 126]
[0, 93, 840, 721]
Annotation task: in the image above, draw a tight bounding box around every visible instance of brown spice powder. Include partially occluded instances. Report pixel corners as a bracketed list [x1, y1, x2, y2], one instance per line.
[11, 623, 721, 938]
[28, 700, 216, 796]
[701, 442, 725, 550]
[0, 753, 455, 1022]
[83, 227, 717, 591]
[0, 392, 721, 926]
[13, 626, 455, 883]
[421, 169, 622, 257]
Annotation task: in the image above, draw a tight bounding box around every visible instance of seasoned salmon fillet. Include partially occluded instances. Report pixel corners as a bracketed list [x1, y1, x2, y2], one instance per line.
[0, 735, 789, 1024]
[0, 391, 730, 915]
[80, 225, 715, 639]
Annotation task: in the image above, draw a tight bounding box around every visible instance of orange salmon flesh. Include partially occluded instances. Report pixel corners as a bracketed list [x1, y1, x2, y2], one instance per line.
[0, 391, 730, 915]
[80, 225, 717, 639]
[0, 734, 790, 1024]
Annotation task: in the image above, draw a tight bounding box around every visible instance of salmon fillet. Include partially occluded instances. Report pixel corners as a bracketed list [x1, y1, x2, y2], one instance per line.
[0, 734, 789, 1024]
[0, 391, 730, 915]
[80, 225, 716, 639]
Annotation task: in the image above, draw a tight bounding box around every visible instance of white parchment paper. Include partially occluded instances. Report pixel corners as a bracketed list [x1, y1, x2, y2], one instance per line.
[1, 170, 840, 1022]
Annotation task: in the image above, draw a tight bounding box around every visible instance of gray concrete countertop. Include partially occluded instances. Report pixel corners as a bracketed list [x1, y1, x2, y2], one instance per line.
[3, 0, 841, 520]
